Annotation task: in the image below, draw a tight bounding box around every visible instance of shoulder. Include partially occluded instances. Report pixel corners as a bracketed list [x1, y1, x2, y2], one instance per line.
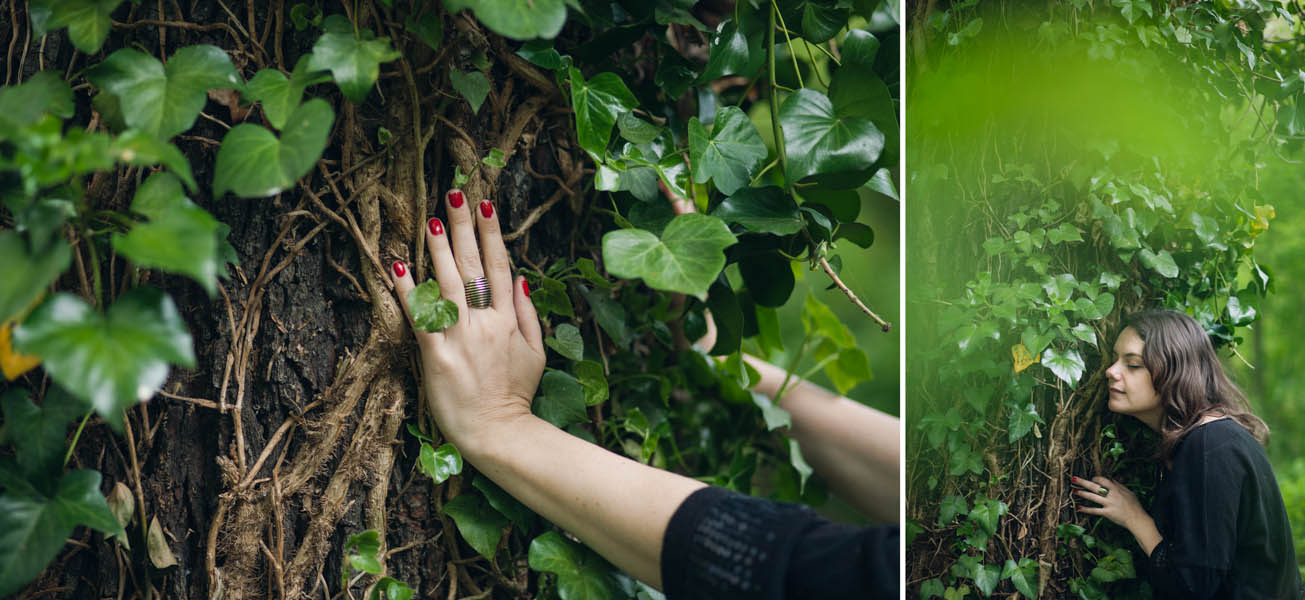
[1172, 419, 1267, 470]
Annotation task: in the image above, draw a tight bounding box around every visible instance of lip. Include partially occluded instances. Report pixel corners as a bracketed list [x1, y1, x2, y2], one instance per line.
[1108, 388, 1124, 395]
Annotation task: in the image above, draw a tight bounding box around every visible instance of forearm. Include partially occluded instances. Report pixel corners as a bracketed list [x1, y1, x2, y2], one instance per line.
[458, 412, 706, 589]
[743, 354, 900, 522]
[1128, 513, 1163, 556]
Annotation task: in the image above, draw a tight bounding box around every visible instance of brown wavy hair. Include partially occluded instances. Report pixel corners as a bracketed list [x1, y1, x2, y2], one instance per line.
[1122, 309, 1269, 461]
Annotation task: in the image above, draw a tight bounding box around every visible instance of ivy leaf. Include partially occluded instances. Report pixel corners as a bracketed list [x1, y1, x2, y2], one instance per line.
[967, 498, 1008, 537]
[450, 68, 491, 114]
[710, 187, 803, 235]
[408, 280, 460, 332]
[938, 494, 967, 525]
[532, 370, 587, 428]
[696, 19, 751, 83]
[578, 287, 633, 349]
[12, 288, 195, 432]
[1227, 296, 1256, 326]
[113, 173, 221, 295]
[0, 71, 74, 141]
[527, 531, 622, 600]
[443, 491, 508, 559]
[110, 130, 197, 192]
[472, 475, 533, 529]
[574, 360, 609, 406]
[1042, 347, 1085, 387]
[308, 15, 401, 103]
[405, 12, 444, 51]
[442, 0, 567, 40]
[780, 88, 884, 185]
[1003, 558, 1038, 600]
[973, 563, 1002, 597]
[569, 68, 638, 160]
[826, 347, 873, 394]
[602, 213, 737, 301]
[213, 98, 334, 198]
[344, 530, 383, 574]
[835, 222, 875, 248]
[616, 112, 661, 144]
[87, 45, 242, 140]
[802, 293, 856, 348]
[828, 65, 897, 180]
[243, 55, 331, 129]
[1008, 402, 1043, 443]
[1138, 248, 1179, 278]
[0, 469, 124, 597]
[545, 323, 585, 360]
[418, 442, 463, 484]
[739, 251, 795, 308]
[802, 3, 850, 43]
[1047, 223, 1083, 244]
[842, 30, 881, 66]
[0, 230, 72, 324]
[41, 0, 126, 54]
[751, 392, 791, 431]
[689, 106, 767, 195]
[0, 388, 84, 483]
[370, 577, 415, 600]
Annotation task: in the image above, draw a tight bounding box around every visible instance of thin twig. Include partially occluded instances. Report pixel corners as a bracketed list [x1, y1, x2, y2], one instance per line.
[819, 256, 892, 332]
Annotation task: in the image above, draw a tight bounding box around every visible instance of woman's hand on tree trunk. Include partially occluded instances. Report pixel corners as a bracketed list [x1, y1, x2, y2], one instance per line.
[1071, 475, 1163, 555]
[389, 188, 546, 455]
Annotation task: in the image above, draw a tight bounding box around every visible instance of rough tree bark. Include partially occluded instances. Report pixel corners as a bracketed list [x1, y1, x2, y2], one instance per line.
[2, 2, 588, 598]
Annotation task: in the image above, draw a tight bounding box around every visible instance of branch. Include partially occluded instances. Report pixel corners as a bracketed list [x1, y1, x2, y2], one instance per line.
[819, 256, 892, 332]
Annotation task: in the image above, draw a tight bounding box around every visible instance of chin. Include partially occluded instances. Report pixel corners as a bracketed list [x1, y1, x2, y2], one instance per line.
[1106, 397, 1125, 415]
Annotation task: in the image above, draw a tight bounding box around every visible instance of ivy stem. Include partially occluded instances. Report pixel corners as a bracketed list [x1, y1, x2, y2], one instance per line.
[819, 256, 891, 332]
[84, 233, 103, 308]
[62, 410, 93, 467]
[776, 335, 808, 402]
[767, 3, 792, 196]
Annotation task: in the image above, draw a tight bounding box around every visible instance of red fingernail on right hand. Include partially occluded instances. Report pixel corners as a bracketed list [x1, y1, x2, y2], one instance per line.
[522, 278, 531, 297]
[393, 261, 406, 278]
[428, 217, 444, 236]
[448, 189, 464, 208]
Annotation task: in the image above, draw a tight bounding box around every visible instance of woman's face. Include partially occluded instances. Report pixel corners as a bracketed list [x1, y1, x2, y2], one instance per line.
[1105, 327, 1163, 429]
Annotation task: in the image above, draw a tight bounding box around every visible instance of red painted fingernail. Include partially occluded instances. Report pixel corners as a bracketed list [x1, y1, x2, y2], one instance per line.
[428, 217, 444, 236]
[393, 261, 406, 278]
[522, 278, 531, 297]
[448, 189, 464, 208]
[1071, 476, 1078, 482]
[480, 201, 494, 219]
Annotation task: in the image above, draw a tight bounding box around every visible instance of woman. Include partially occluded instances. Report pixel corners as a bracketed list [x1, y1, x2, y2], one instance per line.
[387, 188, 898, 598]
[1074, 309, 1302, 599]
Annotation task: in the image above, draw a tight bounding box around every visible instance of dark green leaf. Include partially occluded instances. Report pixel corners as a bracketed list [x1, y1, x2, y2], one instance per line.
[442, 0, 567, 40]
[617, 112, 661, 144]
[532, 370, 587, 428]
[408, 280, 460, 332]
[836, 222, 875, 248]
[545, 323, 585, 361]
[938, 494, 967, 525]
[574, 360, 609, 406]
[689, 107, 767, 195]
[110, 130, 197, 191]
[87, 45, 242, 140]
[779, 89, 884, 184]
[0, 71, 74, 140]
[802, 3, 849, 43]
[973, 563, 1001, 597]
[113, 173, 221, 295]
[842, 30, 881, 66]
[967, 498, 1008, 536]
[705, 279, 743, 356]
[579, 287, 633, 348]
[405, 12, 444, 51]
[527, 530, 623, 600]
[602, 213, 737, 300]
[47, 0, 126, 54]
[370, 577, 414, 600]
[450, 68, 491, 114]
[801, 187, 860, 222]
[243, 55, 331, 130]
[0, 387, 84, 481]
[711, 186, 803, 235]
[345, 530, 383, 574]
[516, 40, 565, 70]
[442, 492, 508, 559]
[828, 65, 897, 176]
[1008, 402, 1043, 443]
[308, 16, 401, 103]
[213, 98, 334, 198]
[418, 442, 463, 484]
[12, 288, 194, 431]
[472, 475, 533, 529]
[739, 252, 795, 308]
[0, 231, 71, 324]
[1002, 558, 1038, 600]
[696, 19, 750, 83]
[569, 68, 638, 159]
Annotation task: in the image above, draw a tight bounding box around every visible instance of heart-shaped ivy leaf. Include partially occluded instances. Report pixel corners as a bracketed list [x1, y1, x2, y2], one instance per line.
[802, 3, 850, 43]
[113, 173, 221, 295]
[569, 68, 638, 160]
[779, 88, 884, 185]
[450, 68, 491, 114]
[408, 280, 459, 332]
[344, 530, 382, 575]
[213, 98, 334, 198]
[442, 491, 508, 559]
[0, 230, 72, 324]
[545, 323, 584, 361]
[696, 19, 751, 83]
[243, 55, 331, 129]
[842, 30, 881, 66]
[308, 15, 401, 103]
[442, 0, 568, 40]
[602, 213, 737, 300]
[0, 71, 74, 141]
[689, 106, 767, 195]
[710, 186, 803, 235]
[418, 442, 463, 484]
[472, 475, 533, 529]
[828, 64, 897, 177]
[109, 130, 197, 191]
[0, 469, 125, 597]
[532, 369, 587, 428]
[12, 288, 195, 431]
[527, 531, 622, 600]
[87, 45, 242, 140]
[0, 388, 84, 483]
[32, 0, 125, 54]
[1042, 347, 1085, 387]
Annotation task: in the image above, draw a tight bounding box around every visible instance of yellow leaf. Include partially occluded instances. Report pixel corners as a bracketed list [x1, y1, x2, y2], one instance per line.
[1011, 343, 1038, 374]
[1250, 204, 1274, 237]
[0, 321, 41, 380]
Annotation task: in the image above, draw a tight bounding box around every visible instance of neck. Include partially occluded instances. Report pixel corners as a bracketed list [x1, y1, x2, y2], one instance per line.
[1137, 408, 1163, 432]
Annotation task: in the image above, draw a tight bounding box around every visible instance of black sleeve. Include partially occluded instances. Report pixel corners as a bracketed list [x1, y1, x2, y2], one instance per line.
[1146, 434, 1244, 598]
[660, 486, 897, 600]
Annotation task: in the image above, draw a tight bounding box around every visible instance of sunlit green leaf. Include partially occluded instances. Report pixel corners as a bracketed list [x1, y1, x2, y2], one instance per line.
[0, 71, 74, 141]
[689, 107, 767, 195]
[41, 0, 125, 54]
[408, 280, 460, 332]
[574, 360, 608, 406]
[87, 45, 241, 140]
[213, 98, 334, 198]
[110, 130, 197, 191]
[113, 173, 221, 295]
[418, 442, 463, 484]
[443, 0, 568, 40]
[243, 55, 331, 129]
[569, 68, 638, 159]
[12, 288, 195, 431]
[779, 89, 884, 185]
[602, 214, 736, 300]
[1042, 347, 1085, 387]
[308, 15, 401, 103]
[1138, 248, 1178, 278]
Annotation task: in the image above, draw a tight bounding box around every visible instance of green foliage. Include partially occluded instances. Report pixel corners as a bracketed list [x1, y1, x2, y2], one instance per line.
[601, 213, 738, 300]
[308, 15, 401, 103]
[528, 531, 623, 600]
[450, 68, 491, 114]
[418, 443, 463, 484]
[443, 490, 509, 559]
[243, 56, 332, 129]
[568, 68, 639, 160]
[112, 173, 222, 295]
[408, 280, 459, 332]
[779, 88, 884, 184]
[213, 98, 335, 198]
[30, 0, 125, 54]
[87, 45, 242, 140]
[442, 0, 568, 41]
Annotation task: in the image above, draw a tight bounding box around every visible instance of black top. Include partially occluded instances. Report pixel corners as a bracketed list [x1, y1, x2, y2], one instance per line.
[659, 486, 898, 599]
[1147, 419, 1302, 600]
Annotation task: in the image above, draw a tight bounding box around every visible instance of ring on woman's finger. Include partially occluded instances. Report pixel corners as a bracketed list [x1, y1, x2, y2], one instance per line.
[464, 276, 491, 309]
[1097, 487, 1109, 497]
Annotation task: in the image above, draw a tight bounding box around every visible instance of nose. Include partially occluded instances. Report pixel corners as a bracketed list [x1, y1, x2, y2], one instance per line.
[1105, 362, 1121, 382]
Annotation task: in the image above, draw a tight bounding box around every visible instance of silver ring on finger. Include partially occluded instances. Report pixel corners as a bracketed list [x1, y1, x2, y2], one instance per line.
[464, 276, 491, 309]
